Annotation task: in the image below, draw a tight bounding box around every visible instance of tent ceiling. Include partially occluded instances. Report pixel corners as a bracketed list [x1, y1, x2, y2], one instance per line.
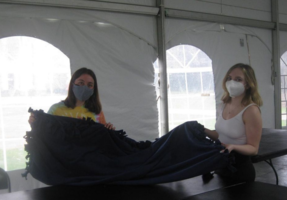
[1, 0, 287, 31]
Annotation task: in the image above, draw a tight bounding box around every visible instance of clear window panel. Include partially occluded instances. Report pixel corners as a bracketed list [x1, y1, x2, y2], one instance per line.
[281, 76, 285, 88]
[0, 142, 4, 169]
[169, 73, 186, 94]
[202, 71, 214, 93]
[186, 73, 201, 93]
[202, 95, 216, 110]
[197, 118, 216, 130]
[0, 36, 70, 171]
[280, 52, 287, 75]
[188, 50, 212, 68]
[285, 89, 287, 102]
[183, 46, 212, 68]
[284, 76, 287, 89]
[280, 52, 287, 127]
[188, 96, 203, 111]
[2, 106, 28, 139]
[281, 89, 286, 101]
[154, 44, 215, 133]
[169, 113, 189, 130]
[170, 97, 189, 110]
[166, 57, 183, 69]
[172, 113, 189, 121]
[0, 113, 3, 139]
[282, 102, 287, 115]
[167, 46, 184, 69]
[282, 114, 287, 127]
[52, 73, 70, 94]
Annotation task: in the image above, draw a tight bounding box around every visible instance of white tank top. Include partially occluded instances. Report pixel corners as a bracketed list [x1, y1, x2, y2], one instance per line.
[215, 103, 256, 145]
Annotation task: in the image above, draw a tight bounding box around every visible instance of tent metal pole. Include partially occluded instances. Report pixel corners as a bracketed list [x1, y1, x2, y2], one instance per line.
[0, 0, 158, 16]
[272, 0, 282, 129]
[156, 0, 169, 134]
[166, 9, 275, 30]
[165, 8, 287, 32]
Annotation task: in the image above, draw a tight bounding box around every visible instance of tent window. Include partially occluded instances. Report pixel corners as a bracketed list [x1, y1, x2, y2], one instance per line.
[169, 73, 186, 93]
[281, 51, 287, 128]
[154, 45, 215, 133]
[0, 36, 70, 171]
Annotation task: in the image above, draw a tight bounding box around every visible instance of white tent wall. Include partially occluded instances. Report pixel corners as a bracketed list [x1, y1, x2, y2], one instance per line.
[279, 0, 287, 23]
[281, 32, 287, 54]
[0, 4, 158, 52]
[0, 0, 286, 192]
[247, 29, 274, 129]
[0, 4, 159, 142]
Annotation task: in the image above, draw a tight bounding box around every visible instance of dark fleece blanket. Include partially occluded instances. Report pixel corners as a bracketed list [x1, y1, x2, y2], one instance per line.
[23, 109, 231, 185]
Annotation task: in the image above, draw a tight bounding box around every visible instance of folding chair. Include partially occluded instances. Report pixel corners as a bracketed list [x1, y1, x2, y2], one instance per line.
[0, 168, 11, 193]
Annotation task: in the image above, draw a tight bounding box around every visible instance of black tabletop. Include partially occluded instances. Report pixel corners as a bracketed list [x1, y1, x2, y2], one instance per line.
[185, 182, 287, 200]
[0, 174, 241, 200]
[252, 128, 287, 162]
[0, 181, 286, 200]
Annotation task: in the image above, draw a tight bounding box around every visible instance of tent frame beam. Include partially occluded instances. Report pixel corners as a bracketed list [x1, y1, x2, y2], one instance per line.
[272, 0, 281, 129]
[0, 0, 159, 16]
[165, 9, 275, 30]
[156, 0, 169, 134]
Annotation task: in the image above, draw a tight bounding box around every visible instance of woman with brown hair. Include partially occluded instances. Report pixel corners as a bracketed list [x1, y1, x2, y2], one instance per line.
[29, 67, 114, 130]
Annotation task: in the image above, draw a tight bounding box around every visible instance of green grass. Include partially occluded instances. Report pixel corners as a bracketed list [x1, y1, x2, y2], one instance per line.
[282, 120, 287, 127]
[0, 148, 27, 171]
[197, 119, 216, 130]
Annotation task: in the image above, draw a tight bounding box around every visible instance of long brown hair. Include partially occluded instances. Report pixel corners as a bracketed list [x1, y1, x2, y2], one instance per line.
[221, 63, 263, 106]
[64, 67, 102, 114]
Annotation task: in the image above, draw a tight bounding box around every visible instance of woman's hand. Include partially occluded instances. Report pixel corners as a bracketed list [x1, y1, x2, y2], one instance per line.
[104, 122, 115, 130]
[28, 113, 35, 125]
[220, 143, 234, 153]
[204, 128, 219, 141]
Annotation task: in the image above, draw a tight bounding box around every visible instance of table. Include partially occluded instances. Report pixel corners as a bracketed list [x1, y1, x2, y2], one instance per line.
[252, 128, 287, 185]
[0, 174, 240, 200]
[185, 182, 287, 200]
[0, 181, 286, 200]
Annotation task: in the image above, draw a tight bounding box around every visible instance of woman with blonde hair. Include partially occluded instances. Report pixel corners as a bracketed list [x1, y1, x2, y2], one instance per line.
[204, 63, 263, 182]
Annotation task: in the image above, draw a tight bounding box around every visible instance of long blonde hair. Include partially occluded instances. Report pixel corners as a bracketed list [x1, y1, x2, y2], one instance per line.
[221, 63, 263, 106]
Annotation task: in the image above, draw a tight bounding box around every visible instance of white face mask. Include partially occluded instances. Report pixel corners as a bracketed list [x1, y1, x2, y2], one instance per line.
[225, 80, 245, 97]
